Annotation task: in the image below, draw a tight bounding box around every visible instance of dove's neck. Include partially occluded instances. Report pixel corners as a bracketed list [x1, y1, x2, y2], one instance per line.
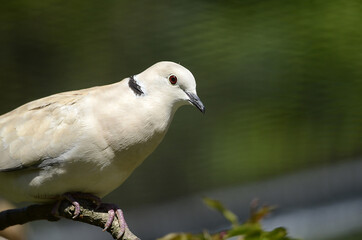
[145, 93, 180, 128]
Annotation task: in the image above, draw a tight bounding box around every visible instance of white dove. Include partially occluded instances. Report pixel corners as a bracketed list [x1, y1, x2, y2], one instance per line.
[0, 61, 205, 236]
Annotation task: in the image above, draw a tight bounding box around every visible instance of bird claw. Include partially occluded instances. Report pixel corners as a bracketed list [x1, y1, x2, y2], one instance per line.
[70, 192, 102, 210]
[51, 193, 130, 239]
[103, 208, 115, 231]
[51, 192, 101, 218]
[63, 193, 81, 218]
[101, 203, 127, 238]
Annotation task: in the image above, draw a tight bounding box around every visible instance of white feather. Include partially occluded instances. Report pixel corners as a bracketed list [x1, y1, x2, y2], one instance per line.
[0, 61, 204, 203]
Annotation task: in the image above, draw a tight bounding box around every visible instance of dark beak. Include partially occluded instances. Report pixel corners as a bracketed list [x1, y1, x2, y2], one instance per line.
[185, 91, 205, 114]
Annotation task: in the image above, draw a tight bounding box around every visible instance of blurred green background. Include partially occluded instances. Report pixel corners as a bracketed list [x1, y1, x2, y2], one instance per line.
[1, 0, 362, 239]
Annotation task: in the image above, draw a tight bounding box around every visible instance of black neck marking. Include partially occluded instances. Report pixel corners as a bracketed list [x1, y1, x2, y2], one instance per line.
[128, 75, 144, 96]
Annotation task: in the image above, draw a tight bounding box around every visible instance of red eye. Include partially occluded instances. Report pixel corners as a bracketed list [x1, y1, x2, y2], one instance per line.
[169, 75, 177, 85]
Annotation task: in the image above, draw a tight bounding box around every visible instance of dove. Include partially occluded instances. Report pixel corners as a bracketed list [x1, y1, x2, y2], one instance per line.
[0, 61, 205, 236]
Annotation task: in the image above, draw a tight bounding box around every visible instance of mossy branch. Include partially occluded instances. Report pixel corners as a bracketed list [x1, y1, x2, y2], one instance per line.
[0, 199, 139, 240]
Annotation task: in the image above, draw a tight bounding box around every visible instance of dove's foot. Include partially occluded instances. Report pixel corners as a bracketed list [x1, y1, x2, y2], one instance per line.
[51, 193, 133, 239]
[51, 192, 101, 218]
[101, 203, 127, 239]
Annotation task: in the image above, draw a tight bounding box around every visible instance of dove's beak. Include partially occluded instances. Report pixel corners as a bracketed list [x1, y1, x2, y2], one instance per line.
[185, 91, 205, 114]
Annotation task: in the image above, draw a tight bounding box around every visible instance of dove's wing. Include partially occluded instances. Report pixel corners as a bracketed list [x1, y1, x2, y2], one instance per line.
[0, 90, 89, 172]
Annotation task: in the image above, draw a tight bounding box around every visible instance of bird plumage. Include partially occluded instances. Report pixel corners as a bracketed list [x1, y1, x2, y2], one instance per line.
[0, 61, 204, 203]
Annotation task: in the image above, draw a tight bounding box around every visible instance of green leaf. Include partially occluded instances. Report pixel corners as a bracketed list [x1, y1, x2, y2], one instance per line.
[158, 199, 299, 240]
[262, 227, 287, 239]
[249, 205, 275, 224]
[226, 223, 262, 238]
[203, 198, 239, 227]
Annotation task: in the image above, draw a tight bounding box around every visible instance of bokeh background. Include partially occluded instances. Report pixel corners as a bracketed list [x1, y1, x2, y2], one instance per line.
[1, 0, 362, 239]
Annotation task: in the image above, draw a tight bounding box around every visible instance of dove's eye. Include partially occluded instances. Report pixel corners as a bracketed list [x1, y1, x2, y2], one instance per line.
[169, 75, 177, 85]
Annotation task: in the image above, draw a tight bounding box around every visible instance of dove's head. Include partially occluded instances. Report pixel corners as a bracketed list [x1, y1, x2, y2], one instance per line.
[135, 61, 205, 113]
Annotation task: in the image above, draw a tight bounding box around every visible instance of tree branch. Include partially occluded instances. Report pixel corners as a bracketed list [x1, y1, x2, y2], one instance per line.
[0, 199, 139, 240]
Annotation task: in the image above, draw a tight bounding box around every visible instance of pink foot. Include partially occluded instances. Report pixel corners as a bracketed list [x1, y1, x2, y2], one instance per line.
[101, 203, 127, 239]
[51, 193, 128, 239]
[51, 192, 102, 218]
